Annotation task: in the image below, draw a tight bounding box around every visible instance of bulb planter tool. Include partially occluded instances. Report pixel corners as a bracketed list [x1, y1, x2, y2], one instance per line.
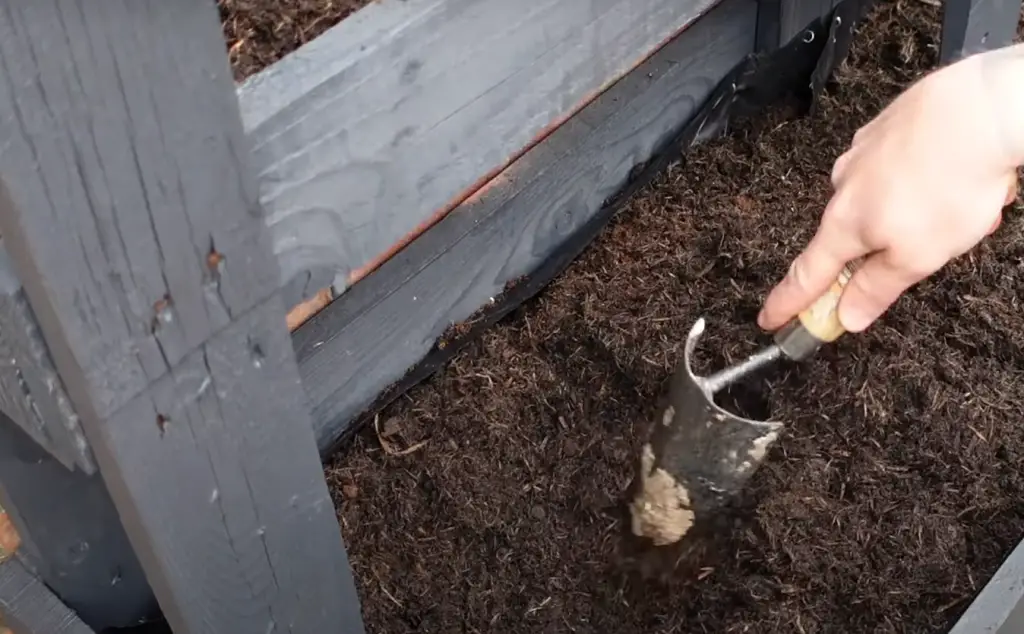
[628, 258, 862, 547]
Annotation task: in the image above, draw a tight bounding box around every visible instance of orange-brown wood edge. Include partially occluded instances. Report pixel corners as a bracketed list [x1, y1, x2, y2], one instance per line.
[0, 505, 19, 563]
[286, 287, 334, 332]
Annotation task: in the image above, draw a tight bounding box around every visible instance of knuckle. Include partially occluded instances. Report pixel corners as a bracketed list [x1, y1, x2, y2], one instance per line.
[831, 153, 850, 186]
[787, 255, 814, 293]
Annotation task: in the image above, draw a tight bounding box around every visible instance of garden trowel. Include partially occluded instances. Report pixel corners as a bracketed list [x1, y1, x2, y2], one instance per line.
[628, 258, 861, 547]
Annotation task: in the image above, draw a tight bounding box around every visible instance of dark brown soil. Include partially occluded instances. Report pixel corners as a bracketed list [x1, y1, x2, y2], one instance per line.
[328, 2, 1024, 633]
[218, 0, 376, 81]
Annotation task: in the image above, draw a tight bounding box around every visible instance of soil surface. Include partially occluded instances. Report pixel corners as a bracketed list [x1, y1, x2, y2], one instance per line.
[219, 0, 376, 81]
[328, 2, 1024, 633]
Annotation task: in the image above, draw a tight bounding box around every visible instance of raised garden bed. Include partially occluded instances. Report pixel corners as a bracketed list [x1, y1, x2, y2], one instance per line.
[324, 3, 1024, 632]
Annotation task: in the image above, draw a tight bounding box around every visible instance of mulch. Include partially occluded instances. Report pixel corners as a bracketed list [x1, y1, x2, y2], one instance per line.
[219, 0, 376, 81]
[318, 2, 1024, 633]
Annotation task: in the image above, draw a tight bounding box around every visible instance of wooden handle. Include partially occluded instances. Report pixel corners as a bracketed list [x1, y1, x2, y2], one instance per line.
[795, 257, 862, 343]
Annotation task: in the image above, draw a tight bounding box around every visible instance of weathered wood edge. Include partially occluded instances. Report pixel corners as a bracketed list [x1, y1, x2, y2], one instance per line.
[0, 414, 156, 631]
[294, 0, 860, 456]
[0, 242, 93, 475]
[237, 0, 724, 307]
[948, 537, 1024, 633]
[939, 0, 1023, 64]
[0, 557, 94, 634]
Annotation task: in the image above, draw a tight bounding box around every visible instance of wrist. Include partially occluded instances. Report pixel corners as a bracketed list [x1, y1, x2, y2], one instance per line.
[974, 43, 1024, 169]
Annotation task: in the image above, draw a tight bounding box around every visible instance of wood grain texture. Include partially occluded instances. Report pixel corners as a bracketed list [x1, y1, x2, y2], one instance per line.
[294, 0, 759, 452]
[939, 0, 1023, 63]
[0, 242, 93, 475]
[96, 296, 362, 633]
[0, 415, 156, 631]
[0, 1, 362, 632]
[0, 558, 94, 634]
[237, 0, 723, 305]
[948, 538, 1024, 633]
[0, 1, 280, 421]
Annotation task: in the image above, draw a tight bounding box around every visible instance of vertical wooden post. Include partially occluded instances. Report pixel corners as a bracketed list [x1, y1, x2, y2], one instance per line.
[940, 0, 1023, 63]
[0, 2, 363, 633]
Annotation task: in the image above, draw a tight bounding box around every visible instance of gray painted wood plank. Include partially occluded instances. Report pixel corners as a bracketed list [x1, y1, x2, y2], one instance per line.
[0, 241, 93, 475]
[0, 1, 362, 632]
[238, 0, 724, 304]
[940, 0, 1024, 63]
[0, 558, 94, 634]
[0, 0, 279, 422]
[295, 0, 760, 451]
[0, 415, 155, 631]
[949, 537, 1024, 633]
[96, 295, 361, 633]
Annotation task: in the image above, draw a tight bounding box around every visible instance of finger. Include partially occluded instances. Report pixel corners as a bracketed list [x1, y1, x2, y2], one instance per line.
[831, 149, 856, 187]
[837, 249, 940, 332]
[850, 109, 889, 147]
[1003, 171, 1018, 206]
[988, 213, 1003, 235]
[758, 218, 868, 331]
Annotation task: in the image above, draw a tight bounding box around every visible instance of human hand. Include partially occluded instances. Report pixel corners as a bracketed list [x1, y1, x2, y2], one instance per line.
[757, 47, 1024, 335]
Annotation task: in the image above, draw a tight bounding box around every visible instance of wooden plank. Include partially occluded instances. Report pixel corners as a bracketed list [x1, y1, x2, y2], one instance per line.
[0, 414, 157, 631]
[940, 0, 1023, 63]
[0, 2, 362, 632]
[237, 0, 725, 306]
[0, 241, 93, 475]
[294, 0, 764, 453]
[949, 538, 1024, 633]
[0, 558, 94, 634]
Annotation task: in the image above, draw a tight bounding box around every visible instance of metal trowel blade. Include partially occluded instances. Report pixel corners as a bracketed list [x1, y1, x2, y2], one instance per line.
[629, 317, 785, 547]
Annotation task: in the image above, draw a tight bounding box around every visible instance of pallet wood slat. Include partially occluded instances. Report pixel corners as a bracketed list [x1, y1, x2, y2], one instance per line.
[0, 558, 94, 634]
[295, 0, 760, 453]
[0, 0, 280, 420]
[940, 0, 1023, 63]
[0, 242, 92, 475]
[0, 1, 361, 632]
[237, 0, 725, 305]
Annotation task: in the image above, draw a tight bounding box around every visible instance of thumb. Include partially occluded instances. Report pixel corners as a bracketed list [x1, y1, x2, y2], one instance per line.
[1004, 170, 1018, 207]
[758, 221, 865, 331]
[837, 249, 937, 332]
